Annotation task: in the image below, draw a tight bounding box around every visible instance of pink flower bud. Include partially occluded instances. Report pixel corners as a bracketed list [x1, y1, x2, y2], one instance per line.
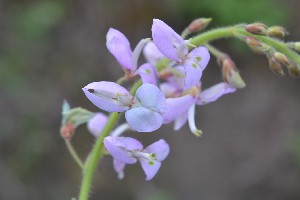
[188, 18, 212, 33]
[267, 56, 284, 76]
[245, 23, 268, 35]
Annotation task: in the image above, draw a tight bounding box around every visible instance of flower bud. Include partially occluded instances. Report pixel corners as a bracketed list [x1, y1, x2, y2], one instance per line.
[245, 23, 268, 35]
[273, 52, 290, 66]
[267, 26, 288, 38]
[188, 18, 212, 33]
[288, 65, 300, 78]
[245, 37, 270, 54]
[220, 57, 246, 89]
[60, 122, 75, 140]
[295, 42, 300, 51]
[267, 56, 284, 76]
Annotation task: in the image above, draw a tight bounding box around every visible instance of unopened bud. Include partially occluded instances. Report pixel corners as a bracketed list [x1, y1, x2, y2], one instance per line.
[221, 57, 246, 89]
[60, 122, 75, 140]
[245, 37, 270, 54]
[268, 56, 284, 76]
[267, 26, 288, 38]
[188, 18, 212, 33]
[273, 52, 290, 66]
[288, 65, 300, 78]
[288, 42, 300, 52]
[245, 23, 268, 35]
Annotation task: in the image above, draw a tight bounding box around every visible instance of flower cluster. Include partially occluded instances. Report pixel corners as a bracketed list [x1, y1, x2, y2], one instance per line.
[63, 19, 239, 180]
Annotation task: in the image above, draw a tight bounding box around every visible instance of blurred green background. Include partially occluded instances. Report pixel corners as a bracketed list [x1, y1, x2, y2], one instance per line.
[1, 0, 300, 199]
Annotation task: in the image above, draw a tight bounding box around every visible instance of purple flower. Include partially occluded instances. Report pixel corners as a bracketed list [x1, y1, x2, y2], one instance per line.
[152, 19, 210, 89]
[104, 136, 170, 180]
[83, 82, 166, 132]
[143, 41, 165, 66]
[163, 83, 236, 136]
[87, 113, 108, 137]
[106, 28, 157, 84]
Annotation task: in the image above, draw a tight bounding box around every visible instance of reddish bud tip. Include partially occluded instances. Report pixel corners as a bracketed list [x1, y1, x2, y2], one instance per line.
[245, 23, 268, 35]
[60, 122, 75, 140]
[268, 56, 284, 76]
[188, 18, 212, 33]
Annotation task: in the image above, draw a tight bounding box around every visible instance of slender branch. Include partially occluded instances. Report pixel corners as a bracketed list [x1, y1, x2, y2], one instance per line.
[116, 76, 126, 84]
[65, 139, 84, 169]
[205, 43, 227, 59]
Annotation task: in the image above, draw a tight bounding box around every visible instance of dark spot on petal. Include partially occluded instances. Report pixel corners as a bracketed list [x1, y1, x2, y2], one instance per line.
[88, 89, 95, 93]
[192, 63, 197, 68]
[145, 69, 151, 74]
[148, 161, 154, 166]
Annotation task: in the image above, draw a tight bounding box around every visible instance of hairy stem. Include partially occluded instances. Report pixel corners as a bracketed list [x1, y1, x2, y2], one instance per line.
[190, 26, 300, 66]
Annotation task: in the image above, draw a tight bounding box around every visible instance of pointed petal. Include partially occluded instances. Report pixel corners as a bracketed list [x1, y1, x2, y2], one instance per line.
[113, 159, 126, 179]
[104, 136, 143, 164]
[135, 83, 166, 113]
[125, 107, 163, 132]
[131, 38, 150, 72]
[163, 95, 195, 123]
[106, 28, 132, 70]
[143, 42, 165, 66]
[197, 82, 236, 105]
[143, 139, 170, 161]
[136, 63, 158, 85]
[174, 111, 188, 130]
[82, 81, 133, 112]
[152, 19, 187, 62]
[187, 46, 210, 70]
[183, 62, 203, 90]
[139, 158, 161, 181]
[87, 113, 108, 137]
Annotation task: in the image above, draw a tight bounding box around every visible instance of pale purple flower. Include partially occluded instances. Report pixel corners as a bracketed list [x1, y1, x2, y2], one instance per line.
[106, 28, 157, 84]
[143, 41, 165, 66]
[83, 82, 166, 132]
[104, 136, 170, 180]
[152, 19, 210, 89]
[87, 113, 108, 137]
[163, 83, 236, 135]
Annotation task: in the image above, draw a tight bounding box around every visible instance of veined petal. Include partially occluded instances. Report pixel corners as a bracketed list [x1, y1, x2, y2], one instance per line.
[135, 83, 166, 113]
[163, 94, 195, 123]
[174, 111, 188, 130]
[87, 113, 108, 137]
[186, 46, 210, 70]
[125, 107, 163, 132]
[106, 28, 133, 70]
[136, 63, 158, 85]
[104, 137, 139, 164]
[139, 158, 161, 181]
[82, 81, 133, 112]
[197, 82, 236, 105]
[152, 19, 187, 62]
[143, 42, 165, 66]
[105, 136, 143, 151]
[143, 139, 170, 161]
[113, 159, 126, 179]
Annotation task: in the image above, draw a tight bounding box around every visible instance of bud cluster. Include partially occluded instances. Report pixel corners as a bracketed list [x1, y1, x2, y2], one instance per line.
[244, 23, 300, 76]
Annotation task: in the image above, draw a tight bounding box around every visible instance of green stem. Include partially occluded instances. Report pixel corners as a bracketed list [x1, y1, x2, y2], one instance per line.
[78, 80, 142, 200]
[190, 26, 300, 66]
[205, 43, 227, 59]
[65, 139, 84, 169]
[116, 76, 126, 84]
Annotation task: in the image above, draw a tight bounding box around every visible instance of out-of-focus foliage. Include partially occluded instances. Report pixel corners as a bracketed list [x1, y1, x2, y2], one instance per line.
[175, 0, 288, 25]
